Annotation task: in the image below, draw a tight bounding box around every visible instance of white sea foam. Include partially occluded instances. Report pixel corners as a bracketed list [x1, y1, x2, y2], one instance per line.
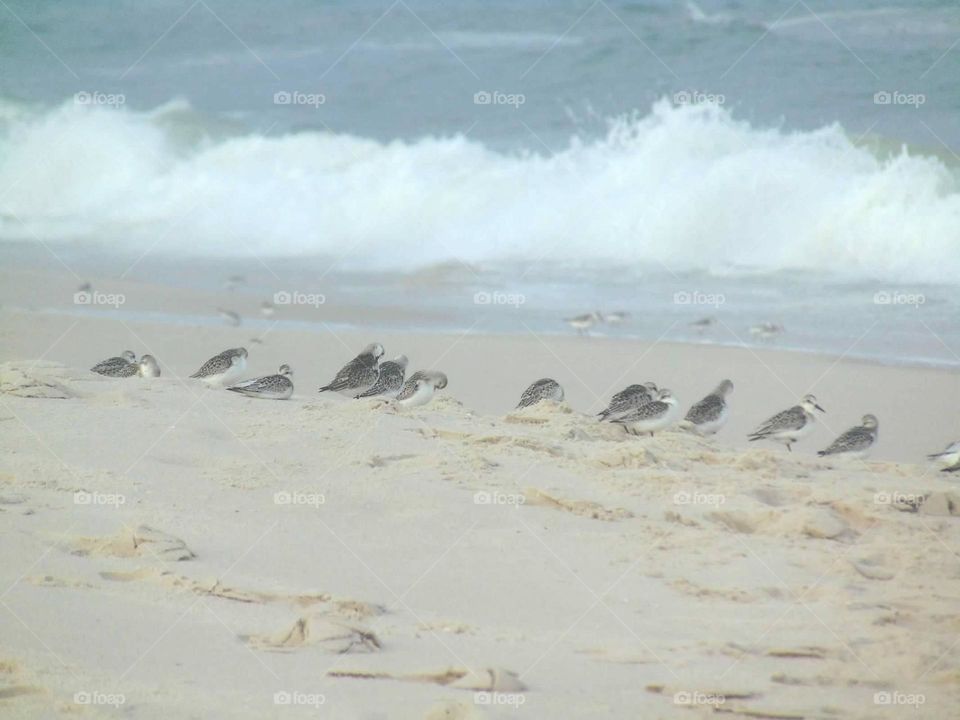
[0, 97, 957, 282]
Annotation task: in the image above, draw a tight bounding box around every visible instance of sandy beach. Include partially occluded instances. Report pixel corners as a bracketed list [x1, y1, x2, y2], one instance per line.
[1, 264, 959, 719]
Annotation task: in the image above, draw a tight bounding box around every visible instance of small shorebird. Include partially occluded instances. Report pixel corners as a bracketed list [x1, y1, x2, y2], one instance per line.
[228, 364, 294, 400]
[356, 355, 408, 399]
[597, 382, 658, 422]
[818, 414, 878, 459]
[218, 308, 242, 327]
[927, 441, 960, 473]
[91, 350, 138, 377]
[190, 347, 248, 385]
[690, 317, 716, 333]
[319, 342, 384, 396]
[613, 388, 679, 436]
[602, 311, 630, 325]
[138, 355, 161, 378]
[750, 322, 784, 340]
[224, 274, 246, 291]
[517, 378, 564, 408]
[679, 379, 733, 435]
[564, 312, 601, 336]
[260, 300, 275, 317]
[397, 370, 448, 407]
[748, 394, 825, 451]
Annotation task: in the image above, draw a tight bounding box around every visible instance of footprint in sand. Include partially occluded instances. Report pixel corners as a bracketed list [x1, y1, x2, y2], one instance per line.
[523, 488, 634, 521]
[328, 666, 525, 692]
[423, 702, 489, 720]
[67, 525, 196, 561]
[99, 568, 383, 617]
[0, 362, 85, 399]
[242, 614, 381, 653]
[0, 659, 45, 704]
[890, 491, 959, 516]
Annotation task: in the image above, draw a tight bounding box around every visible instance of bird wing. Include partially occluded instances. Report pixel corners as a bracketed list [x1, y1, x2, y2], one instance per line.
[355, 362, 400, 398]
[684, 394, 723, 424]
[819, 427, 873, 455]
[518, 381, 551, 408]
[750, 406, 804, 437]
[615, 400, 666, 423]
[395, 371, 425, 401]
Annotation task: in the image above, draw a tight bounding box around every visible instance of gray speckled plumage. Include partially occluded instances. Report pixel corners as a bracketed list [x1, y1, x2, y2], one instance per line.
[319, 343, 384, 394]
[612, 389, 679, 435]
[396, 370, 448, 402]
[614, 398, 670, 424]
[91, 350, 137, 376]
[748, 394, 824, 450]
[356, 355, 408, 399]
[598, 382, 658, 421]
[818, 415, 878, 457]
[92, 357, 139, 377]
[928, 441, 960, 472]
[750, 406, 807, 435]
[682, 380, 733, 433]
[228, 364, 293, 399]
[190, 347, 248, 379]
[517, 378, 564, 408]
[685, 394, 724, 424]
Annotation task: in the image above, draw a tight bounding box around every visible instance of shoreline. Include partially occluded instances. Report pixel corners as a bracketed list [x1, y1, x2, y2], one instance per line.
[16, 303, 960, 373]
[2, 254, 959, 376]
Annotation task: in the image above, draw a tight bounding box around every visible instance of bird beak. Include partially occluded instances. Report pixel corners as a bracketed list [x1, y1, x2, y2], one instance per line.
[815, 404, 825, 413]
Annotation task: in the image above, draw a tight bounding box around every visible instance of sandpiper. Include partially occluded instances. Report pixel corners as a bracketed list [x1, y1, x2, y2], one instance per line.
[748, 394, 825, 451]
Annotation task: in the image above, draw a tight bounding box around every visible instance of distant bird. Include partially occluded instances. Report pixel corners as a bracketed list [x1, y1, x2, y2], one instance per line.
[818, 414, 878, 459]
[690, 317, 716, 333]
[356, 355, 408, 399]
[397, 370, 448, 408]
[224, 274, 246, 291]
[249, 337, 265, 345]
[748, 394, 825, 451]
[218, 308, 241, 327]
[750, 322, 784, 340]
[679, 379, 733, 435]
[517, 378, 564, 408]
[564, 312, 601, 336]
[928, 441, 960, 473]
[319, 342, 384, 396]
[91, 350, 137, 377]
[228, 364, 294, 400]
[190, 347, 248, 385]
[597, 382, 658, 422]
[602, 311, 630, 325]
[612, 388, 679, 436]
[76, 282, 92, 293]
[260, 301, 275, 317]
[138, 355, 161, 378]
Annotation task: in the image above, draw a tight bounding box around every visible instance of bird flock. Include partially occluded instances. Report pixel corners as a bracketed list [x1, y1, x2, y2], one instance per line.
[90, 343, 958, 471]
[90, 342, 448, 409]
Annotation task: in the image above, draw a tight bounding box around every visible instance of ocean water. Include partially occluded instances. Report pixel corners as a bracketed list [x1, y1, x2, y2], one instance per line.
[1, 0, 958, 365]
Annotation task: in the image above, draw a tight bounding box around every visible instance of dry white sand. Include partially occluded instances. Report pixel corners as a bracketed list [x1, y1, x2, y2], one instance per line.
[1, 266, 959, 719]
